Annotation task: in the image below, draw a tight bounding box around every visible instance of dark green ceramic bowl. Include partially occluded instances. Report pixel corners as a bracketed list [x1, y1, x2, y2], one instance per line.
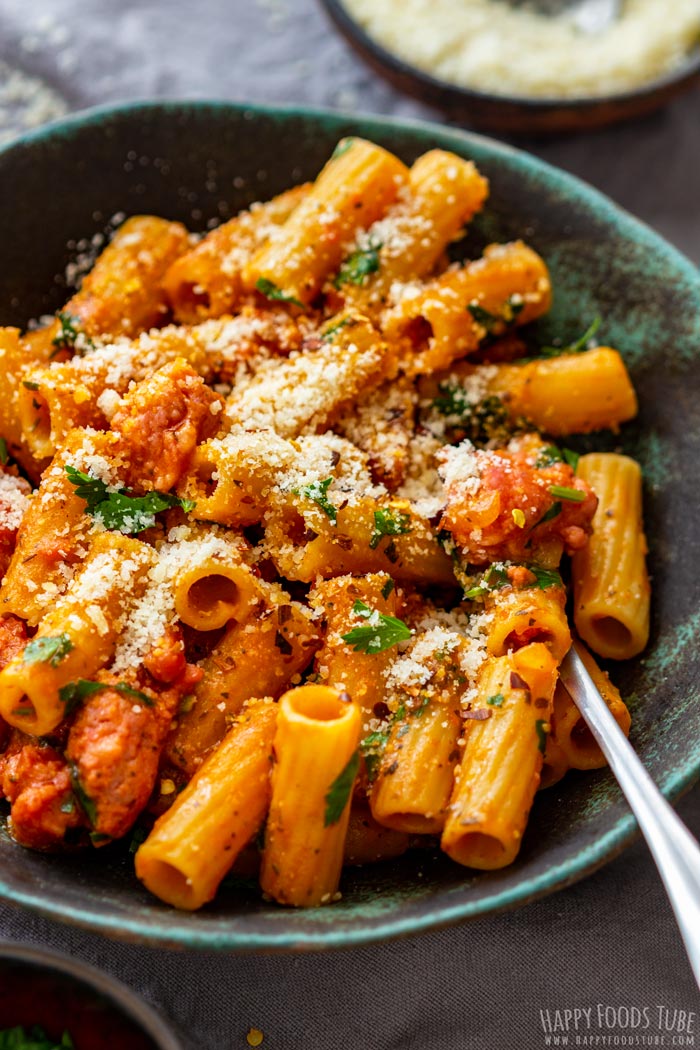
[0, 101, 698, 951]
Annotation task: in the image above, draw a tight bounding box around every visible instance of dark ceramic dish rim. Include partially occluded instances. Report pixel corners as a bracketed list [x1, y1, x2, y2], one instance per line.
[321, 0, 700, 111]
[0, 941, 183, 1048]
[0, 99, 699, 951]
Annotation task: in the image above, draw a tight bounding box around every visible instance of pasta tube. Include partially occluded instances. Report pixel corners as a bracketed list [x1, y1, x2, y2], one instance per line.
[442, 642, 557, 869]
[0, 533, 153, 735]
[343, 803, 410, 866]
[539, 733, 570, 790]
[485, 583, 571, 663]
[260, 685, 361, 907]
[243, 138, 409, 304]
[308, 573, 401, 720]
[572, 453, 650, 659]
[386, 241, 551, 375]
[136, 699, 277, 910]
[166, 596, 319, 775]
[163, 185, 310, 322]
[552, 639, 631, 769]
[424, 347, 638, 437]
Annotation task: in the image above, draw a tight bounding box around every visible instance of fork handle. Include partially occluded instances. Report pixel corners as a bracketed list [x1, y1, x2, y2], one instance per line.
[560, 648, 700, 991]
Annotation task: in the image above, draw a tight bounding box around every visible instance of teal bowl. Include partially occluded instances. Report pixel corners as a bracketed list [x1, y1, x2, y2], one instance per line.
[0, 101, 698, 951]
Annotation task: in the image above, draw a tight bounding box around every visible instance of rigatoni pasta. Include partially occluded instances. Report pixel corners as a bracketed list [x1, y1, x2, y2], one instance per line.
[0, 134, 648, 911]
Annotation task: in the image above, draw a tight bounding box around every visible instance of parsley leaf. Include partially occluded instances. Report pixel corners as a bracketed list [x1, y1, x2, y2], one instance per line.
[467, 295, 524, 334]
[431, 384, 510, 443]
[463, 564, 510, 601]
[369, 507, 411, 550]
[23, 634, 73, 668]
[51, 310, 93, 355]
[324, 750, 360, 826]
[321, 317, 356, 342]
[0, 437, 8, 466]
[334, 242, 382, 288]
[381, 578, 395, 600]
[294, 477, 337, 524]
[535, 718, 549, 754]
[0, 1026, 75, 1050]
[529, 566, 563, 590]
[58, 679, 154, 715]
[535, 444, 580, 472]
[360, 728, 391, 782]
[540, 316, 601, 358]
[539, 501, 562, 524]
[68, 760, 97, 828]
[548, 484, 585, 502]
[332, 137, 355, 159]
[255, 277, 303, 308]
[341, 600, 411, 654]
[65, 466, 196, 534]
[487, 693, 505, 707]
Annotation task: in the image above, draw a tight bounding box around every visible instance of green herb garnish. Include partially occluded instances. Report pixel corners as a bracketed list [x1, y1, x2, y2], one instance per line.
[51, 310, 93, 355]
[331, 138, 355, 159]
[548, 484, 585, 502]
[0, 437, 9, 466]
[65, 465, 195, 534]
[22, 380, 40, 391]
[341, 600, 411, 654]
[529, 566, 563, 590]
[431, 384, 510, 442]
[360, 728, 390, 782]
[487, 693, 505, 707]
[58, 679, 154, 715]
[534, 444, 580, 472]
[468, 295, 524, 335]
[540, 316, 601, 358]
[381, 578, 395, 600]
[369, 507, 411, 550]
[463, 563, 510, 601]
[321, 317, 354, 342]
[535, 719, 549, 754]
[334, 241, 382, 288]
[254, 277, 303, 308]
[68, 760, 97, 828]
[324, 750, 360, 826]
[0, 1026, 75, 1050]
[294, 476, 337, 524]
[23, 634, 73, 668]
[539, 502, 562, 524]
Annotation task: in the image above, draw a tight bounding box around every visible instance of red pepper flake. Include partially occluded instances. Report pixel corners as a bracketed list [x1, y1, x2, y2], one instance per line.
[510, 671, 529, 691]
[463, 709, 491, 721]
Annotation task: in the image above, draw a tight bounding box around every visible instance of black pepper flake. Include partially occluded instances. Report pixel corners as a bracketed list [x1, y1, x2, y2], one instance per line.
[277, 604, 293, 624]
[385, 760, 399, 775]
[329, 450, 341, 467]
[463, 709, 491, 721]
[274, 631, 293, 655]
[384, 539, 399, 563]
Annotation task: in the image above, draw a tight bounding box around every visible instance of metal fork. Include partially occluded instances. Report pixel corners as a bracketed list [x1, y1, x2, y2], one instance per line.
[560, 643, 700, 991]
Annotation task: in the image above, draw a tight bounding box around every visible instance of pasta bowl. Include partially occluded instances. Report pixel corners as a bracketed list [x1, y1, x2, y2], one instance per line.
[0, 100, 699, 950]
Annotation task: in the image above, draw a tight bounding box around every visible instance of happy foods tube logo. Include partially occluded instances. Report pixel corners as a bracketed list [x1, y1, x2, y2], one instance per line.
[538, 1005, 696, 1046]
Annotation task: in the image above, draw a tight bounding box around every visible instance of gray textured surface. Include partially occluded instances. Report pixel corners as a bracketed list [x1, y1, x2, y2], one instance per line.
[0, 1, 699, 1046]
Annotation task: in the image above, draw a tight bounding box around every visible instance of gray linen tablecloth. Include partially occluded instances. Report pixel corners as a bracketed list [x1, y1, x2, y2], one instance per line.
[0, 2, 699, 1047]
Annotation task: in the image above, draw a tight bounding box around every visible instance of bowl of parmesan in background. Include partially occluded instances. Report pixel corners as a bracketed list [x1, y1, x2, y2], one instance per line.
[320, 0, 700, 133]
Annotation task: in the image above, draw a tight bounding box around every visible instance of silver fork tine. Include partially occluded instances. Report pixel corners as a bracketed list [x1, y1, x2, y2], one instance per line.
[560, 642, 700, 991]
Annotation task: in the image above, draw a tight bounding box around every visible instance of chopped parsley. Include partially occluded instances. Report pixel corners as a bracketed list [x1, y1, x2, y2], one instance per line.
[341, 600, 411, 654]
[22, 380, 39, 391]
[128, 824, 149, 854]
[381, 578, 395, 600]
[467, 295, 524, 334]
[539, 501, 562, 524]
[548, 484, 585, 503]
[535, 718, 549, 754]
[0, 1026, 75, 1050]
[324, 750, 360, 826]
[535, 444, 580, 472]
[369, 507, 411, 550]
[68, 760, 97, 828]
[294, 476, 337, 524]
[487, 693, 505, 707]
[431, 384, 510, 443]
[23, 634, 73, 668]
[321, 317, 355, 342]
[540, 315, 601, 358]
[65, 466, 195, 534]
[463, 563, 510, 601]
[0, 437, 8, 465]
[254, 277, 303, 308]
[58, 679, 154, 715]
[51, 310, 93, 355]
[331, 138, 355, 159]
[529, 566, 563, 590]
[334, 241, 382, 288]
[360, 728, 391, 781]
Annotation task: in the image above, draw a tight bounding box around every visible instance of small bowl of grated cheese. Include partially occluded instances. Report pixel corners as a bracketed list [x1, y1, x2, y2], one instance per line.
[321, 0, 700, 133]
